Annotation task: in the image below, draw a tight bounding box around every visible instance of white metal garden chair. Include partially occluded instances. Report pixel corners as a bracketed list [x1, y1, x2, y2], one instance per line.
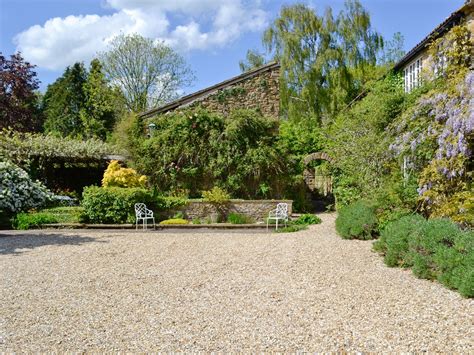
[267, 203, 289, 231]
[134, 203, 155, 230]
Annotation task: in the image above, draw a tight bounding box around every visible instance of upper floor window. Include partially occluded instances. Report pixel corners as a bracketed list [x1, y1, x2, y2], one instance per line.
[404, 57, 423, 92]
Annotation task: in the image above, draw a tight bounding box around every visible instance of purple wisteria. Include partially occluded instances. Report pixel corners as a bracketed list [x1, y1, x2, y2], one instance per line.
[389, 71, 474, 196]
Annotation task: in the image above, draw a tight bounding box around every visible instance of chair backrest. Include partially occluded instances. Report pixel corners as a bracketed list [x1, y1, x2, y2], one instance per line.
[275, 203, 288, 217]
[135, 203, 146, 217]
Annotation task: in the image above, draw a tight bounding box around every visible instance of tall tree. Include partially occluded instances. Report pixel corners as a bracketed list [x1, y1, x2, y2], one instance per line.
[99, 34, 194, 113]
[380, 32, 406, 64]
[79, 59, 117, 140]
[43, 62, 87, 137]
[239, 49, 267, 72]
[263, 1, 383, 121]
[0, 52, 42, 132]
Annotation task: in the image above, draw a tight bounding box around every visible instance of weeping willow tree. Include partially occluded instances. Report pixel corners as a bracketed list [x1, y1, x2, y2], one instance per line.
[263, 0, 384, 122]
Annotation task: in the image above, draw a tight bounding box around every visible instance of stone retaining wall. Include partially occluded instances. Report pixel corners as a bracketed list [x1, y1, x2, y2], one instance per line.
[173, 200, 292, 222]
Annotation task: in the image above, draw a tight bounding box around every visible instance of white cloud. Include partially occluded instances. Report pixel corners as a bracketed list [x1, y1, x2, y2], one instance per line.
[14, 0, 268, 71]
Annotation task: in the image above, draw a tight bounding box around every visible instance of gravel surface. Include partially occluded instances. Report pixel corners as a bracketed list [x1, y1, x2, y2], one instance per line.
[1, 213, 473, 352]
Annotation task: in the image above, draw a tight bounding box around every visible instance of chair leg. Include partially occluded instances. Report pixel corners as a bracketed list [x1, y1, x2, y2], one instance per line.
[266, 218, 269, 232]
[276, 219, 278, 231]
[152, 217, 155, 230]
[136, 219, 138, 230]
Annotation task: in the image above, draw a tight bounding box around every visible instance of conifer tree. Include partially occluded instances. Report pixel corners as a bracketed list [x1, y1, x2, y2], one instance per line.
[80, 59, 117, 140]
[43, 62, 87, 137]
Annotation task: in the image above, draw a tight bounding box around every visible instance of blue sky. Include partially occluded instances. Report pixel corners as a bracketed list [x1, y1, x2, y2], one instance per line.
[0, 0, 465, 93]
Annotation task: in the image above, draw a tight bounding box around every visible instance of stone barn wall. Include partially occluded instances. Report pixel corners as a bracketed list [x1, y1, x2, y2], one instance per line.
[140, 62, 280, 120]
[186, 67, 280, 118]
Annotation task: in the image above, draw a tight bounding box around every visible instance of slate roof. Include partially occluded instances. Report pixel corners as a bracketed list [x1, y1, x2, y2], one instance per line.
[393, 1, 472, 71]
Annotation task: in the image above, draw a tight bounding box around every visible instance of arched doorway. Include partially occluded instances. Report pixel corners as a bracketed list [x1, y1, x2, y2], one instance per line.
[303, 152, 335, 212]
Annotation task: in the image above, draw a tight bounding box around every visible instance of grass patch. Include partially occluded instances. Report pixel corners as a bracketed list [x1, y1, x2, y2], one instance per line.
[12, 207, 85, 230]
[227, 213, 254, 224]
[275, 224, 308, 233]
[13, 212, 57, 230]
[293, 214, 322, 225]
[41, 207, 84, 223]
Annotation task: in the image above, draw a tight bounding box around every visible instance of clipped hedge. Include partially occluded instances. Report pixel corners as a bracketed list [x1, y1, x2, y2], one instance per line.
[335, 200, 377, 239]
[82, 186, 154, 223]
[374, 215, 474, 298]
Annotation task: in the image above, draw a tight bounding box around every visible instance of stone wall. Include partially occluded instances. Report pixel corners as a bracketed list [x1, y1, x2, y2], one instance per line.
[184, 66, 280, 118]
[172, 200, 292, 222]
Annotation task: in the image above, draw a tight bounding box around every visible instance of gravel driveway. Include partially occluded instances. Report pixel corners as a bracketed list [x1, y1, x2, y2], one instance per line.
[1, 213, 473, 352]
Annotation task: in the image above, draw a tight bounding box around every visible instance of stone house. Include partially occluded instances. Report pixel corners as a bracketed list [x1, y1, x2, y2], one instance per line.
[394, 0, 473, 92]
[139, 62, 280, 120]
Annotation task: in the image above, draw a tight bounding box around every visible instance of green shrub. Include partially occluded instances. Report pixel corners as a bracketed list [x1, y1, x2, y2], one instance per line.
[373, 214, 426, 267]
[335, 200, 377, 240]
[275, 224, 308, 233]
[13, 212, 58, 230]
[227, 213, 253, 224]
[293, 214, 322, 225]
[408, 218, 460, 279]
[375, 215, 473, 297]
[173, 211, 184, 219]
[159, 218, 188, 225]
[155, 195, 187, 211]
[82, 186, 154, 223]
[432, 229, 474, 297]
[41, 207, 85, 223]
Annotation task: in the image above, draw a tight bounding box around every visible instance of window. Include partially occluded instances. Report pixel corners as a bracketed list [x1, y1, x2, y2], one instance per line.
[434, 53, 447, 76]
[404, 57, 423, 92]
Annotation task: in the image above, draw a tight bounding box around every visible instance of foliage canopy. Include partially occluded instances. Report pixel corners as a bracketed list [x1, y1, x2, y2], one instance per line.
[99, 34, 194, 112]
[0, 52, 42, 132]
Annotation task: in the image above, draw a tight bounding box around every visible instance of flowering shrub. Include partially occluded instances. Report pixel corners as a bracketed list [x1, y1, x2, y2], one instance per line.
[0, 129, 123, 164]
[0, 161, 52, 212]
[389, 71, 473, 226]
[386, 23, 473, 226]
[102, 160, 147, 188]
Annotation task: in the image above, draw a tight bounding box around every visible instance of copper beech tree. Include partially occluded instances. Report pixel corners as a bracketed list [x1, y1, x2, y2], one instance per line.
[0, 52, 42, 132]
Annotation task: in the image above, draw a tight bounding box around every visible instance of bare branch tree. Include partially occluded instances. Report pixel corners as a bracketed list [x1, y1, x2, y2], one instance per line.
[99, 34, 195, 113]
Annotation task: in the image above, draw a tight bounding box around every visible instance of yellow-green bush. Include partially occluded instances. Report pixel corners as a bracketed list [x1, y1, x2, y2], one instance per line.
[159, 218, 188, 225]
[202, 186, 230, 203]
[102, 160, 147, 188]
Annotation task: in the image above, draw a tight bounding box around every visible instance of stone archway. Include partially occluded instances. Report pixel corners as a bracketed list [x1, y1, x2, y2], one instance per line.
[303, 152, 334, 195]
[303, 152, 335, 165]
[302, 152, 335, 211]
